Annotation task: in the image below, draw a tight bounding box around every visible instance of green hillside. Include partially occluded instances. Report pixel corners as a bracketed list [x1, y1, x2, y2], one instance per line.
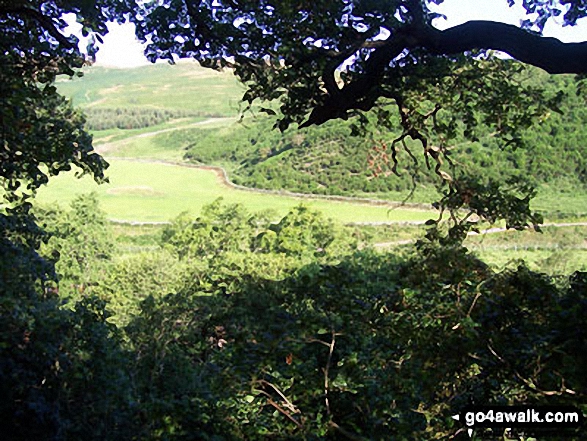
[56, 62, 244, 133]
[57, 62, 245, 113]
[55, 62, 587, 219]
[177, 76, 585, 186]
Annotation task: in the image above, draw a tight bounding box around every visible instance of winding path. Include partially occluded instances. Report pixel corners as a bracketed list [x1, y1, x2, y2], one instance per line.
[373, 222, 587, 248]
[95, 118, 587, 238]
[95, 117, 236, 154]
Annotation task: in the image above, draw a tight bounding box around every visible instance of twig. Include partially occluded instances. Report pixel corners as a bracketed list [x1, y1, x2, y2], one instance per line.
[328, 421, 369, 441]
[255, 379, 300, 414]
[466, 291, 482, 317]
[324, 329, 336, 417]
[266, 399, 303, 429]
[307, 337, 333, 348]
[487, 341, 578, 397]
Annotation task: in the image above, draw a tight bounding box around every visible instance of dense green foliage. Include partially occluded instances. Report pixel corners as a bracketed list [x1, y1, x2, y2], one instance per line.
[2, 196, 584, 440]
[84, 108, 203, 131]
[3, 1, 587, 440]
[131, 0, 587, 136]
[37, 194, 113, 296]
[0, 0, 128, 208]
[179, 71, 587, 197]
[0, 4, 130, 439]
[160, 199, 360, 260]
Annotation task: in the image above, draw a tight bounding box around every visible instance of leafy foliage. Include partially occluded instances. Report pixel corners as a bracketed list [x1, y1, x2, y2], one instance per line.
[0, 4, 131, 435]
[161, 199, 266, 258]
[6, 148, 583, 441]
[0, 9, 115, 433]
[36, 193, 114, 297]
[3, 2, 587, 440]
[0, 0, 132, 206]
[129, 0, 587, 139]
[161, 198, 359, 260]
[0, 295, 135, 441]
[434, 175, 544, 231]
[121, 236, 586, 440]
[180, 70, 587, 199]
[3, 192, 585, 440]
[0, 75, 107, 204]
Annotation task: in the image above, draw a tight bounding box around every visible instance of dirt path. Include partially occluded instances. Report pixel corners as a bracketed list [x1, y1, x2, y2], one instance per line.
[94, 117, 236, 154]
[94, 123, 587, 233]
[373, 222, 587, 248]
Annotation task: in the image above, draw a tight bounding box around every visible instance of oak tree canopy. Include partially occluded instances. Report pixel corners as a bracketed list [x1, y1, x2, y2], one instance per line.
[3, 1, 587, 161]
[129, 0, 587, 132]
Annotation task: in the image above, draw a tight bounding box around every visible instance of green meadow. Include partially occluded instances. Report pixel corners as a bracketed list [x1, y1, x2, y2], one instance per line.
[57, 62, 245, 113]
[36, 159, 435, 223]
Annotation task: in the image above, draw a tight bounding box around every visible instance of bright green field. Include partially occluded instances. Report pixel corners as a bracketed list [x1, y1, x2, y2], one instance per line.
[36, 160, 435, 223]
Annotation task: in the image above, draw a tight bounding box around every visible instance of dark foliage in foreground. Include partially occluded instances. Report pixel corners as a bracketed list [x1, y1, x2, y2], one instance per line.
[2, 199, 585, 440]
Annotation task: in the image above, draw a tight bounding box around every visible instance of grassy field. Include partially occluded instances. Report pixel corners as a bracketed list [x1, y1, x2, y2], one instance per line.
[466, 225, 587, 273]
[57, 62, 245, 114]
[530, 187, 587, 220]
[365, 223, 587, 274]
[36, 159, 435, 223]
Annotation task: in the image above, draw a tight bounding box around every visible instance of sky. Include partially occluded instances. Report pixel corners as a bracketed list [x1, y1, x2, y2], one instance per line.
[66, 0, 587, 68]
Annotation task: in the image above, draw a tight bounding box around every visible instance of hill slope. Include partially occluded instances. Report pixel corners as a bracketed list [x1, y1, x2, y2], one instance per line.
[58, 63, 587, 216]
[58, 62, 244, 112]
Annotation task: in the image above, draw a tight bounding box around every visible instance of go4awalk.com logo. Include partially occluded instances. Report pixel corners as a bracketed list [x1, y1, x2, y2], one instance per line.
[452, 405, 584, 438]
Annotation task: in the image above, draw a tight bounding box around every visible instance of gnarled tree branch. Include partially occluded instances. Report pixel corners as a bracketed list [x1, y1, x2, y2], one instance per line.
[302, 20, 587, 127]
[301, 32, 413, 127]
[424, 20, 587, 74]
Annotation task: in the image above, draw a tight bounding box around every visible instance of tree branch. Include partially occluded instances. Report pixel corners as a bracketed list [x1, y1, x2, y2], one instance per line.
[423, 20, 587, 74]
[402, 0, 427, 27]
[300, 33, 411, 127]
[301, 19, 587, 127]
[266, 399, 304, 429]
[0, 7, 76, 49]
[323, 329, 336, 417]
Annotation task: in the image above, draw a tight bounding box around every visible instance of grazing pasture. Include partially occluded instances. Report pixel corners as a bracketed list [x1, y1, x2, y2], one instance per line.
[36, 159, 435, 223]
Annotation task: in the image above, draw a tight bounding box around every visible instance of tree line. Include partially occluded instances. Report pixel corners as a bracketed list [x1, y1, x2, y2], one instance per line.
[83, 108, 224, 131]
[178, 70, 587, 198]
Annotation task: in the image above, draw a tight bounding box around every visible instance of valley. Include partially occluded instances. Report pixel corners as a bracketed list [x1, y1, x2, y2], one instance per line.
[38, 61, 587, 273]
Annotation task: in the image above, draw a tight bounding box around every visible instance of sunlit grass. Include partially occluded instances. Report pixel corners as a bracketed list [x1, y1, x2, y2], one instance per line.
[36, 159, 436, 223]
[58, 62, 246, 114]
